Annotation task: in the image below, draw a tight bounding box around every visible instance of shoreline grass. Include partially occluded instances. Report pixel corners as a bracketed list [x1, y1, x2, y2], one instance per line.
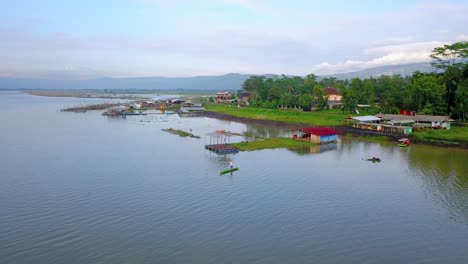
[206, 104, 467, 147]
[162, 128, 200, 138]
[412, 126, 468, 145]
[232, 138, 316, 151]
[205, 103, 348, 126]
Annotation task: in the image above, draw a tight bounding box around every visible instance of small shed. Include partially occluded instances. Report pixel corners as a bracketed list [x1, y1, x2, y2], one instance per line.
[348, 116, 381, 123]
[376, 114, 454, 129]
[178, 106, 206, 116]
[294, 127, 338, 144]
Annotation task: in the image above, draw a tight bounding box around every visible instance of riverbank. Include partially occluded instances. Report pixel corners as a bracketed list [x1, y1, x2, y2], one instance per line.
[203, 104, 468, 149]
[162, 128, 200, 138]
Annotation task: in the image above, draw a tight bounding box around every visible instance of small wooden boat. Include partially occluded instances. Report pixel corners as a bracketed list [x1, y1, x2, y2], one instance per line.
[397, 138, 410, 147]
[220, 167, 239, 175]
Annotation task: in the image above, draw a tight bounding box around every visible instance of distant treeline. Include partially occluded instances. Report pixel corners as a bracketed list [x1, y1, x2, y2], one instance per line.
[239, 41, 468, 120]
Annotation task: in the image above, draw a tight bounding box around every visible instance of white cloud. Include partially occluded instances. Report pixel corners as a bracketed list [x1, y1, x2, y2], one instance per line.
[2, 0, 468, 78]
[365, 41, 444, 55]
[310, 41, 444, 75]
[457, 34, 468, 41]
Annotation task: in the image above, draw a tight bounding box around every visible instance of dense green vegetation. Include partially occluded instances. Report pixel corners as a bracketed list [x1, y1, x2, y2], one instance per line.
[412, 126, 468, 145]
[239, 41, 468, 120]
[232, 138, 316, 151]
[204, 42, 468, 147]
[206, 104, 468, 145]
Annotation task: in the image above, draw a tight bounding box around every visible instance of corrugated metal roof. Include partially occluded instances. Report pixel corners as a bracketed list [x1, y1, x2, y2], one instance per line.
[324, 87, 340, 95]
[376, 114, 453, 122]
[303, 127, 338, 136]
[350, 116, 381, 122]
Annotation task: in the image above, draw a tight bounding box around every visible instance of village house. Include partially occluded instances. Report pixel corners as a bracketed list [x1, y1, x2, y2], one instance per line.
[215, 91, 234, 103]
[343, 112, 454, 135]
[324, 87, 342, 109]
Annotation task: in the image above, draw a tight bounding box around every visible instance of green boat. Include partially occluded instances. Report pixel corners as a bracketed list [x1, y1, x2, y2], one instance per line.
[220, 167, 239, 175]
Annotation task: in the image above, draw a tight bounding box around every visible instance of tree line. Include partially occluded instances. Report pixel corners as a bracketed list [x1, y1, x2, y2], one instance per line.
[239, 41, 468, 120]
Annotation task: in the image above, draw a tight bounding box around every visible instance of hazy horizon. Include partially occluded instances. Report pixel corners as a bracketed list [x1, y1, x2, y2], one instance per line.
[2, 0, 467, 79]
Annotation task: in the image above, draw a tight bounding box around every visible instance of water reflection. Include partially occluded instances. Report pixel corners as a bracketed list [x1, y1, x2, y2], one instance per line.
[407, 145, 468, 221]
[2, 92, 468, 263]
[287, 143, 338, 155]
[243, 123, 290, 138]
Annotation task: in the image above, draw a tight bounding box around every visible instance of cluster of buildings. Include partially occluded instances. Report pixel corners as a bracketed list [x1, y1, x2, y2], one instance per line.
[102, 97, 207, 117]
[345, 112, 454, 135]
[213, 89, 454, 135]
[214, 91, 252, 105]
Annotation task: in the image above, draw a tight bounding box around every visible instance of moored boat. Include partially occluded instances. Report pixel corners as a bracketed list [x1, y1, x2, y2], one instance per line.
[398, 138, 410, 147]
[220, 167, 239, 175]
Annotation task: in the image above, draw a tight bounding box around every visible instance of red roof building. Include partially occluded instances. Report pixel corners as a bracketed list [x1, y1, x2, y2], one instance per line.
[324, 87, 342, 102]
[293, 127, 338, 144]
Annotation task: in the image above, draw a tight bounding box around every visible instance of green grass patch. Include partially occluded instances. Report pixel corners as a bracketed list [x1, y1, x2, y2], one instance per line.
[232, 138, 316, 151]
[205, 104, 348, 126]
[162, 128, 200, 138]
[412, 126, 468, 144]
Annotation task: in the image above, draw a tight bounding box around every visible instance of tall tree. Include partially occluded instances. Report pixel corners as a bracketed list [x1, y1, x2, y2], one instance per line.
[313, 84, 328, 111]
[341, 88, 358, 113]
[407, 72, 445, 115]
[430, 41, 468, 115]
[242, 76, 262, 91]
[454, 65, 468, 121]
[320, 77, 339, 88]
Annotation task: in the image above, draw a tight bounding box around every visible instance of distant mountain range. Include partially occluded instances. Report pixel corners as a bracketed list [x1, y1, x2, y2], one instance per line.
[0, 63, 437, 91]
[318, 62, 438, 80]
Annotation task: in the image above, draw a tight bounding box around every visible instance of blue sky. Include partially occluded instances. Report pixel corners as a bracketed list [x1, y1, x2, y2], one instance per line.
[1, 0, 468, 78]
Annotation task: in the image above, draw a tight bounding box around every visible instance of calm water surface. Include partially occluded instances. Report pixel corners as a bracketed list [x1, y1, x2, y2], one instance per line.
[1, 91, 468, 263]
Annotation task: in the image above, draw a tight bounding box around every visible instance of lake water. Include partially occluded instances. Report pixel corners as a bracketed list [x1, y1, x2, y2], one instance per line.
[1, 91, 468, 263]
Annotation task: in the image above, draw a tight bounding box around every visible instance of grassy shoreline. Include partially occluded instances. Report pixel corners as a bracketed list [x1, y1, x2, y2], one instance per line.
[162, 128, 200, 138]
[232, 138, 316, 151]
[205, 103, 347, 126]
[205, 104, 468, 148]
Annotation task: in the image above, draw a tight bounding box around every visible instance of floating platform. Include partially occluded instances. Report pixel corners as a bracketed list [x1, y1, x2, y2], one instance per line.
[205, 144, 239, 154]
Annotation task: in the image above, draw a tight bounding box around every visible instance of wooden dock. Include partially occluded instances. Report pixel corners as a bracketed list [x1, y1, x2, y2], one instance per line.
[205, 144, 239, 154]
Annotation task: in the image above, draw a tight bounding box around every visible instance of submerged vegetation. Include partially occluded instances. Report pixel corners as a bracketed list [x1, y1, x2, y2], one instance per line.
[232, 138, 316, 151]
[162, 128, 200, 138]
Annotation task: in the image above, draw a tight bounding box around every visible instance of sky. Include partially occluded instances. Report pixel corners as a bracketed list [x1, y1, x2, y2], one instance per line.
[1, 0, 468, 79]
